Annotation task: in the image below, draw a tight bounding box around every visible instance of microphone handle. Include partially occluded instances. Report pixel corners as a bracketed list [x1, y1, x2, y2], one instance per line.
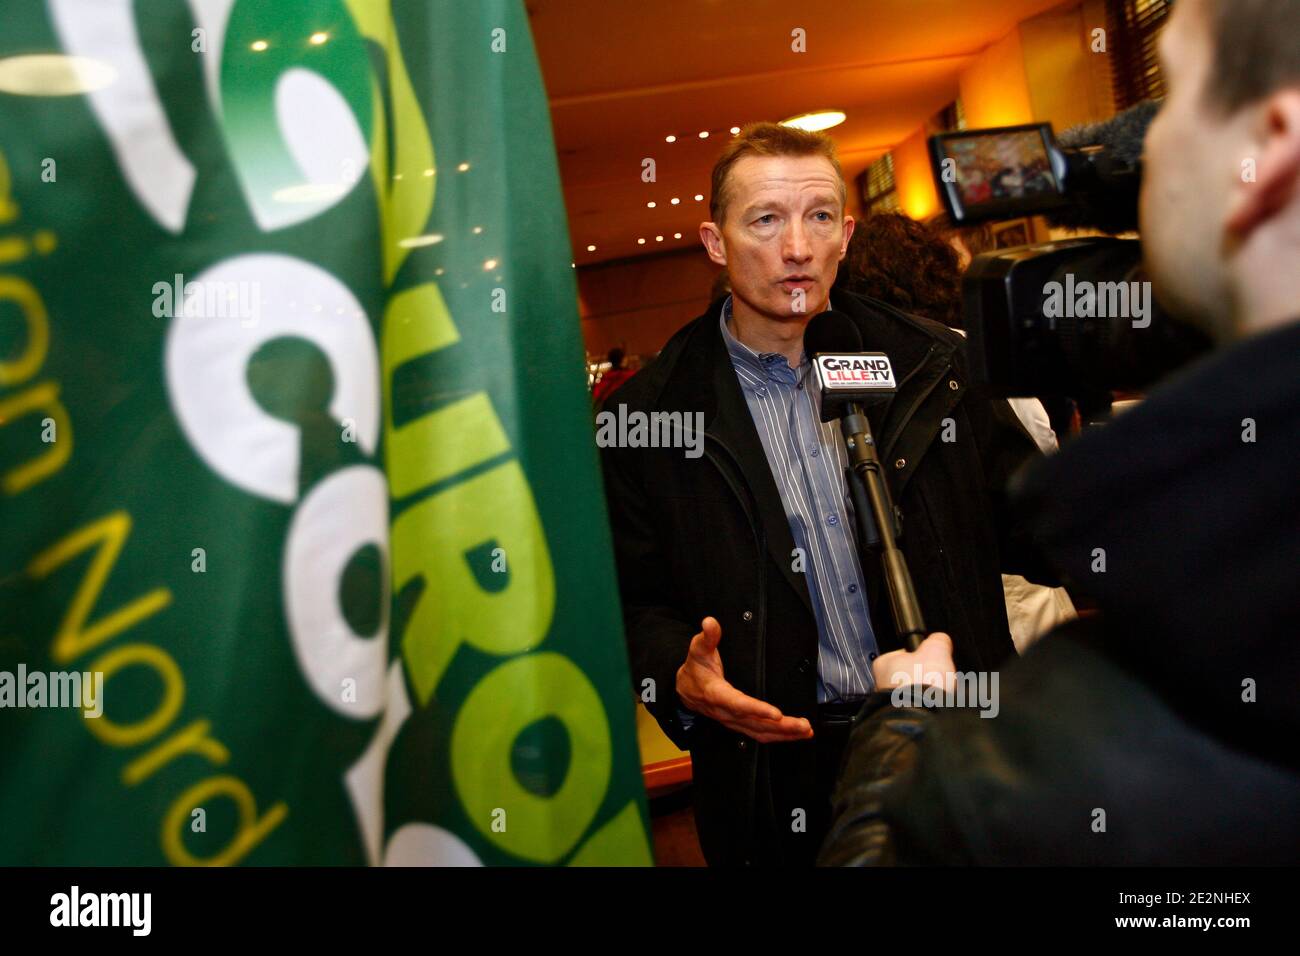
[840, 403, 927, 652]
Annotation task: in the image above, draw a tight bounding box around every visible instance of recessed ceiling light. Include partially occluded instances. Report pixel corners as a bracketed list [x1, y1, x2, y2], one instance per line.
[637, 238, 646, 245]
[780, 109, 847, 132]
[674, 232, 682, 239]
[655, 235, 663, 241]
[698, 131, 709, 139]
[0, 54, 117, 95]
[670, 197, 680, 205]
[730, 126, 741, 135]
[647, 201, 656, 208]
[665, 135, 677, 143]
[586, 244, 596, 252]
[694, 194, 704, 202]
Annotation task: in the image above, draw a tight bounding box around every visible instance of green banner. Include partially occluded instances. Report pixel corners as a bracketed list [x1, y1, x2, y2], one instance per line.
[0, 0, 650, 866]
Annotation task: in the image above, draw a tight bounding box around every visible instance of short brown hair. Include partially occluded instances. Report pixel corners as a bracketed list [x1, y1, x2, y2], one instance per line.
[709, 122, 847, 224]
[1205, 0, 1300, 112]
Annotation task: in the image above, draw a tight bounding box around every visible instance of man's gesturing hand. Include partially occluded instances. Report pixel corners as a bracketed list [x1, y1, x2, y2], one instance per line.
[675, 616, 814, 743]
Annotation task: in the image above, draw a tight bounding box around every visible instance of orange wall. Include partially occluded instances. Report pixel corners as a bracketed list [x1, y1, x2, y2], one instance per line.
[960, 27, 1036, 128]
[893, 125, 942, 221]
[579, 248, 721, 359]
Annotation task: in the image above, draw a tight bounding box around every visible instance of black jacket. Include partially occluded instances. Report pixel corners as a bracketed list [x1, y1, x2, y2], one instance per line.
[599, 292, 1041, 865]
[819, 320, 1300, 865]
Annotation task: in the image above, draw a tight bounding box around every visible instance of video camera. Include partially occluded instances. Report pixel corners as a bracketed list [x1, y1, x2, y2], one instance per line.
[927, 102, 1211, 408]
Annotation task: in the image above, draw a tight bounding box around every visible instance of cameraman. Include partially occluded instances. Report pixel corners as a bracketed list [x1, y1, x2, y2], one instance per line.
[819, 0, 1300, 865]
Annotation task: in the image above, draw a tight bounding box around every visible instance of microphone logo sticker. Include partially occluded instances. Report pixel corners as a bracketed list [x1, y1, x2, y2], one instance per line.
[813, 353, 897, 393]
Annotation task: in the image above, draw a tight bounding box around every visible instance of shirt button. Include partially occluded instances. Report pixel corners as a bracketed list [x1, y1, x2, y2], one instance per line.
[827, 514, 838, 526]
[756, 387, 768, 397]
[742, 610, 753, 621]
[848, 584, 858, 594]
[949, 379, 959, 390]
[796, 383, 804, 390]
[894, 458, 906, 469]
[810, 448, 820, 458]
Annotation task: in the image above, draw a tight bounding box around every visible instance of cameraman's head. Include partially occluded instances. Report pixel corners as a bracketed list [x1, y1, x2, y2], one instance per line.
[1142, 0, 1300, 342]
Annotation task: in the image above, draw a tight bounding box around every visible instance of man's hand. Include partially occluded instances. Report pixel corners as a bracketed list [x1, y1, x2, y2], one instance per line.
[871, 632, 957, 692]
[676, 616, 814, 743]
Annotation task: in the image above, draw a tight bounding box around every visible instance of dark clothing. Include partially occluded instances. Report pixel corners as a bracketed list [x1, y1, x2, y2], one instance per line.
[599, 292, 1042, 866]
[592, 367, 634, 406]
[819, 320, 1300, 865]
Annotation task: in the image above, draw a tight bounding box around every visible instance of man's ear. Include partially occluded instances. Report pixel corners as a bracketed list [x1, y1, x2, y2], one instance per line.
[1226, 89, 1300, 237]
[699, 221, 727, 266]
[840, 214, 856, 258]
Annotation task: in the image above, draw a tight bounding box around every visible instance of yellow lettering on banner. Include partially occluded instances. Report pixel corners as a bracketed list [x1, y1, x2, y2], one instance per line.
[381, 283, 510, 498]
[123, 719, 231, 787]
[0, 381, 71, 494]
[394, 459, 555, 704]
[0, 276, 49, 386]
[83, 643, 184, 747]
[162, 775, 288, 867]
[452, 652, 610, 863]
[26, 511, 172, 664]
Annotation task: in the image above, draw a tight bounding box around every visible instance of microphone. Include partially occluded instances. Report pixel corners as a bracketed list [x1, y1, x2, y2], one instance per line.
[805, 309, 897, 423]
[804, 309, 926, 651]
[1046, 99, 1160, 234]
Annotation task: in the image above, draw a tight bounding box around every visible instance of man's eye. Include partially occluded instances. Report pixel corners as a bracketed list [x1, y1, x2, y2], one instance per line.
[755, 214, 776, 225]
[813, 211, 832, 221]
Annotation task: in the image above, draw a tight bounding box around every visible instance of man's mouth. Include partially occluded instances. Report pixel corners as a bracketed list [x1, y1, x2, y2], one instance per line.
[779, 275, 815, 291]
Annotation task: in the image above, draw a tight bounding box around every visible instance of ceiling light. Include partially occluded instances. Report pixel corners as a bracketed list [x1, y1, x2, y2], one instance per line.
[586, 244, 596, 252]
[670, 197, 680, 205]
[694, 194, 704, 202]
[698, 131, 709, 139]
[665, 135, 676, 143]
[730, 126, 741, 135]
[780, 109, 847, 132]
[637, 238, 646, 245]
[673, 232, 682, 239]
[647, 201, 656, 208]
[655, 235, 663, 242]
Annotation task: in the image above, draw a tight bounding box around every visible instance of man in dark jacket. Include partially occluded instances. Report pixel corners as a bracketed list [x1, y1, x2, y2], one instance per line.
[819, 0, 1300, 866]
[599, 122, 1042, 866]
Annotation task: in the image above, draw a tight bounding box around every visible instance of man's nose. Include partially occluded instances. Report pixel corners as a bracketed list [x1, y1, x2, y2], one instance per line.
[782, 220, 813, 264]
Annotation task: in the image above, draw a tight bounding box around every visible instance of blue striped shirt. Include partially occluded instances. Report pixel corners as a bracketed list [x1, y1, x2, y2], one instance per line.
[720, 296, 879, 701]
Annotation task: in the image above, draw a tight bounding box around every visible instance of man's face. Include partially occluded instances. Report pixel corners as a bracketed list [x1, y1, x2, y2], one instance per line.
[1141, 0, 1244, 339]
[700, 153, 853, 323]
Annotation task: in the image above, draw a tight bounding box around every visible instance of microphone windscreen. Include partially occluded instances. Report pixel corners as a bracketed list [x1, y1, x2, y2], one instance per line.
[1056, 99, 1160, 165]
[805, 309, 862, 356]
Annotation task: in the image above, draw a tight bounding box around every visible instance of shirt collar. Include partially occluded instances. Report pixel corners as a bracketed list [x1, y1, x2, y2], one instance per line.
[720, 294, 825, 386]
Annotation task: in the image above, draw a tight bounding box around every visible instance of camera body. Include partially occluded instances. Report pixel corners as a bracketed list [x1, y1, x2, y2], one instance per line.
[927, 109, 1209, 402]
